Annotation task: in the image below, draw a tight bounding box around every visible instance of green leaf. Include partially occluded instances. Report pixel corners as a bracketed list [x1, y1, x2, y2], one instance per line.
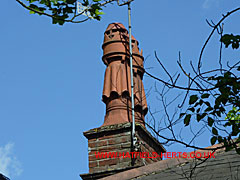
[52, 16, 66, 25]
[39, 0, 51, 6]
[208, 117, 214, 127]
[189, 95, 198, 105]
[58, 19, 65, 25]
[201, 93, 210, 99]
[205, 106, 213, 112]
[179, 113, 185, 118]
[29, 0, 38, 3]
[232, 125, 239, 136]
[224, 122, 231, 127]
[212, 127, 218, 135]
[204, 101, 211, 107]
[188, 107, 195, 112]
[207, 76, 215, 80]
[63, 7, 73, 14]
[93, 0, 101, 2]
[197, 114, 201, 122]
[94, 9, 104, 16]
[29, 4, 46, 14]
[221, 34, 240, 50]
[29, 10, 35, 14]
[96, 10, 104, 15]
[184, 114, 191, 126]
[218, 136, 223, 143]
[196, 108, 200, 113]
[66, 0, 76, 4]
[94, 15, 101, 21]
[211, 136, 217, 145]
[199, 99, 204, 106]
[29, 4, 38, 9]
[50, 0, 58, 5]
[232, 42, 239, 49]
[216, 111, 221, 117]
[82, 0, 89, 6]
[197, 113, 207, 122]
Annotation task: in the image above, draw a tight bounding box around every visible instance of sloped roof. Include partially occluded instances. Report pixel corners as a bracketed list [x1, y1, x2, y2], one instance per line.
[136, 150, 240, 180]
[100, 144, 240, 180]
[0, 174, 10, 180]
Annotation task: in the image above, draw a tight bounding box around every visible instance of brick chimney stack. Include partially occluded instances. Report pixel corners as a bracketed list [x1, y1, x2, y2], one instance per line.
[80, 23, 165, 180]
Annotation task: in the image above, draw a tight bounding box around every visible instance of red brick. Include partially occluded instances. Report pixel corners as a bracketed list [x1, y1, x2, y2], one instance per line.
[98, 140, 108, 146]
[98, 145, 120, 152]
[108, 139, 116, 145]
[99, 135, 114, 140]
[89, 168, 94, 173]
[99, 158, 118, 166]
[89, 142, 97, 148]
[148, 146, 156, 153]
[89, 150, 100, 155]
[121, 142, 131, 149]
[88, 138, 97, 142]
[89, 161, 98, 168]
[89, 155, 97, 161]
[120, 137, 129, 143]
[122, 132, 131, 136]
[89, 140, 108, 148]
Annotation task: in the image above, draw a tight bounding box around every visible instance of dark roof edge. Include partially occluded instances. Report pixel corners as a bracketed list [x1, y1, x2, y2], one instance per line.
[99, 141, 238, 180]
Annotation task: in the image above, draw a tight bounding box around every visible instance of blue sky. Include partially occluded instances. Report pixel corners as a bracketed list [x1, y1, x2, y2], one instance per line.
[0, 0, 240, 179]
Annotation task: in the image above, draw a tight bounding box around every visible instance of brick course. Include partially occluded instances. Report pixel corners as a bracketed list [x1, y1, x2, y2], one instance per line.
[82, 123, 165, 176]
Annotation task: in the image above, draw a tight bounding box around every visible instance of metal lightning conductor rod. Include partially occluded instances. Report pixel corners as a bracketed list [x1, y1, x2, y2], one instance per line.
[117, 0, 137, 149]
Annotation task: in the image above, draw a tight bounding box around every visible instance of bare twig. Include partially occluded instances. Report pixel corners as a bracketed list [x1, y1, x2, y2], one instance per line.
[198, 7, 240, 74]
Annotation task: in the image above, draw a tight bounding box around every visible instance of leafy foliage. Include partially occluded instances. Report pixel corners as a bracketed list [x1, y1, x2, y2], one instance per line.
[182, 68, 240, 152]
[221, 34, 240, 49]
[19, 0, 106, 25]
[179, 27, 240, 153]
